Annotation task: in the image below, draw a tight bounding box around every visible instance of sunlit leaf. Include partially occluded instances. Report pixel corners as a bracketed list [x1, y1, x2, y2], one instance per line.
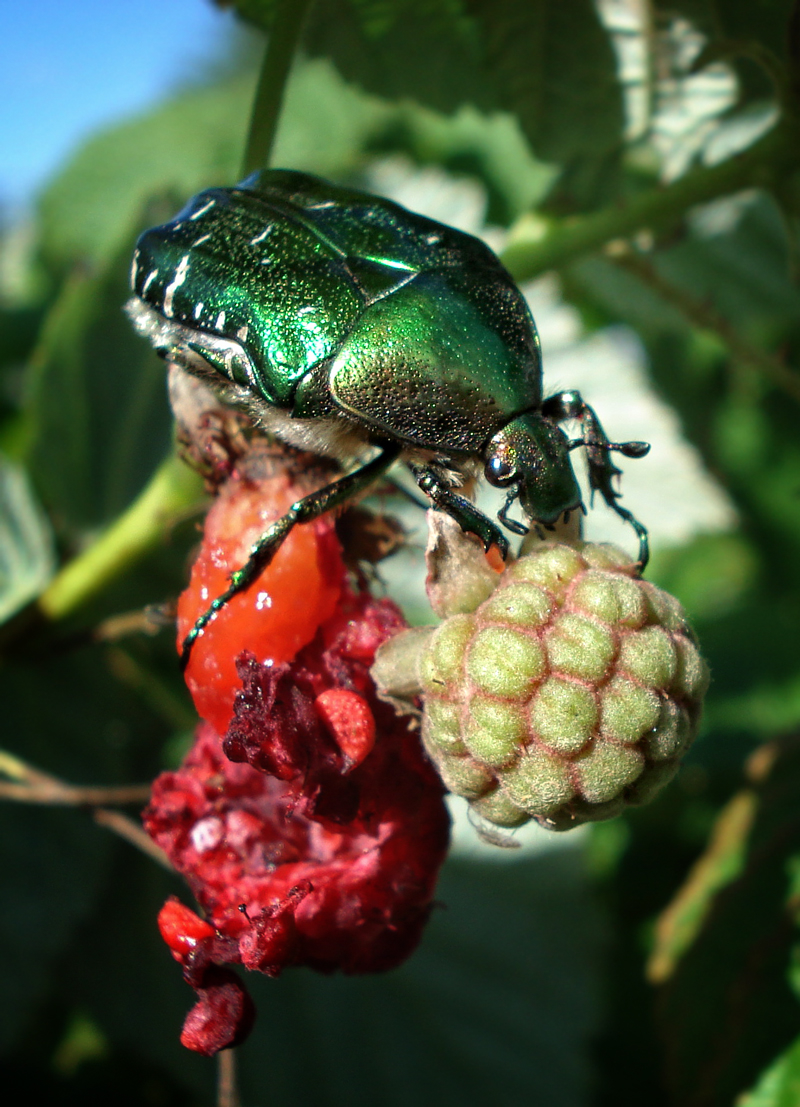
[740, 1033, 800, 1107]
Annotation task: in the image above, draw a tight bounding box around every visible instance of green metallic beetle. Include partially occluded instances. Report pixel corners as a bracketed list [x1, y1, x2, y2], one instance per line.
[126, 169, 649, 667]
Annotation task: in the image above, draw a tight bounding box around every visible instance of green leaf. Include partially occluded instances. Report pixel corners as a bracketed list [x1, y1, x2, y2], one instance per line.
[654, 737, 800, 1107]
[563, 192, 800, 579]
[236, 850, 604, 1106]
[232, 0, 624, 203]
[739, 1033, 800, 1107]
[300, 0, 496, 119]
[61, 849, 211, 1098]
[463, 0, 624, 164]
[0, 641, 178, 1055]
[0, 454, 56, 623]
[368, 103, 556, 225]
[23, 221, 174, 534]
[0, 805, 111, 1055]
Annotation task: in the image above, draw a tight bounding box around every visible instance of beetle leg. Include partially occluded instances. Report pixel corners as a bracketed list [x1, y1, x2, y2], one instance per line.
[498, 488, 529, 536]
[383, 473, 430, 511]
[408, 463, 510, 558]
[180, 443, 402, 670]
[543, 390, 650, 568]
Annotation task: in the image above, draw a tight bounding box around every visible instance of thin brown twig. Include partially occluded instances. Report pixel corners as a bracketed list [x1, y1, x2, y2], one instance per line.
[0, 746, 170, 866]
[0, 780, 152, 805]
[93, 606, 172, 643]
[611, 246, 800, 406]
[93, 808, 173, 871]
[0, 747, 151, 806]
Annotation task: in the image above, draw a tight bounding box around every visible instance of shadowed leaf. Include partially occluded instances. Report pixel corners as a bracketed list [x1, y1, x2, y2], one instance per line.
[24, 218, 174, 533]
[654, 737, 800, 1107]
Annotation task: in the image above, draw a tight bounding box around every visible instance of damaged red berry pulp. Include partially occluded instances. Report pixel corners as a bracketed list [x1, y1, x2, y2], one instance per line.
[145, 443, 450, 1055]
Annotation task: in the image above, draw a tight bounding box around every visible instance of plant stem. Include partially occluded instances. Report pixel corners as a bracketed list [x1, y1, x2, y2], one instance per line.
[218, 1049, 240, 1107]
[37, 454, 202, 624]
[0, 781, 152, 804]
[0, 747, 151, 806]
[500, 124, 794, 282]
[0, 746, 171, 866]
[613, 248, 800, 405]
[242, 0, 314, 176]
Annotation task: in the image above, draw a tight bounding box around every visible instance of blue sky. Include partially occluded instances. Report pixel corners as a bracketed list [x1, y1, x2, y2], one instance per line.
[1, 0, 239, 209]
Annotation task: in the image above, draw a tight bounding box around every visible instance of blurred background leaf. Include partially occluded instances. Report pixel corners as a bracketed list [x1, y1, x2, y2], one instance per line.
[232, 0, 625, 207]
[0, 454, 56, 624]
[651, 738, 800, 1107]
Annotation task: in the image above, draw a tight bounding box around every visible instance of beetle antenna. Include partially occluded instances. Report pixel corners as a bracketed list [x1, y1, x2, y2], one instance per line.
[567, 437, 650, 459]
[498, 487, 528, 536]
[608, 440, 650, 458]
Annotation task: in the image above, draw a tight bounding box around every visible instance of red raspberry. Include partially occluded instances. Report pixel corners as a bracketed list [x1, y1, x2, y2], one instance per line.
[157, 896, 215, 961]
[179, 966, 255, 1057]
[314, 688, 376, 768]
[177, 469, 345, 735]
[146, 716, 449, 979]
[146, 451, 450, 1053]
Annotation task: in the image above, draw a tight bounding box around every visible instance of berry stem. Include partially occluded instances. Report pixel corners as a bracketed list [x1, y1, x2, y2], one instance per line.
[93, 809, 173, 870]
[217, 1048, 240, 1107]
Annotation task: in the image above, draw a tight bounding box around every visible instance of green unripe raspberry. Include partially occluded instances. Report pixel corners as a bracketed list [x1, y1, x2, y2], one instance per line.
[466, 625, 546, 698]
[419, 541, 709, 832]
[463, 698, 527, 766]
[419, 614, 473, 698]
[530, 677, 598, 753]
[545, 612, 616, 681]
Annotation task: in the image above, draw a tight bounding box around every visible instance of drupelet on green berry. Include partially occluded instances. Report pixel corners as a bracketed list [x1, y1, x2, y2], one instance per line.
[418, 541, 709, 831]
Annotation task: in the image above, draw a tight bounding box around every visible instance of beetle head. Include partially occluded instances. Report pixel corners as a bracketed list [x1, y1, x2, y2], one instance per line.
[485, 414, 582, 531]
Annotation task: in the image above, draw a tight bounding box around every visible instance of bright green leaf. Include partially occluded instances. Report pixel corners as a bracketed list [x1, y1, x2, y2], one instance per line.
[739, 1033, 800, 1107]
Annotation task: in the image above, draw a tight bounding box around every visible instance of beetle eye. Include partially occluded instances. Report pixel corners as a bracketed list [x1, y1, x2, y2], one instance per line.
[485, 456, 517, 487]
